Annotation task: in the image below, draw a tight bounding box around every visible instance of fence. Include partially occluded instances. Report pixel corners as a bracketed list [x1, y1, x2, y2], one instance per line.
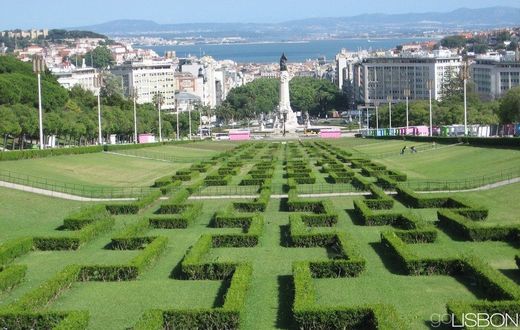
[192, 185, 262, 196]
[0, 170, 153, 198]
[405, 167, 520, 192]
[107, 150, 203, 163]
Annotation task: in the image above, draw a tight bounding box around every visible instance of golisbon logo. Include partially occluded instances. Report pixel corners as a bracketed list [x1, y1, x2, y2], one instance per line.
[431, 313, 520, 328]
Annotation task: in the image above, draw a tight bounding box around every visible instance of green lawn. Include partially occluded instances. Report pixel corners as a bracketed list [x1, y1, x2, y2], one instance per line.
[0, 139, 519, 329]
[0, 152, 182, 188]
[0, 187, 85, 244]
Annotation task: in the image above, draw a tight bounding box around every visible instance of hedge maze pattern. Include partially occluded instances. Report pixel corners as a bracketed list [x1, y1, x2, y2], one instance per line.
[0, 141, 519, 329]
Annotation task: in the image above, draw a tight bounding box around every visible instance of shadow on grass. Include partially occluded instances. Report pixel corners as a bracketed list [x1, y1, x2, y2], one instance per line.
[169, 261, 184, 279]
[280, 225, 291, 247]
[213, 278, 231, 308]
[435, 222, 468, 242]
[453, 275, 489, 300]
[369, 241, 405, 275]
[345, 209, 364, 226]
[499, 268, 520, 285]
[276, 275, 295, 329]
[279, 198, 290, 212]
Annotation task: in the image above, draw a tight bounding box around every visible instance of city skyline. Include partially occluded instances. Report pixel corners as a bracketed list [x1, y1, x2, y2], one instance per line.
[1, 0, 520, 29]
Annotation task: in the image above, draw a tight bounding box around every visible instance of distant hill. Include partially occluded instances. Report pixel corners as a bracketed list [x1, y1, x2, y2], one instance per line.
[74, 6, 520, 39]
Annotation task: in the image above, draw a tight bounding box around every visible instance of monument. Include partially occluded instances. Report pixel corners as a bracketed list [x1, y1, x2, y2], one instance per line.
[275, 53, 300, 135]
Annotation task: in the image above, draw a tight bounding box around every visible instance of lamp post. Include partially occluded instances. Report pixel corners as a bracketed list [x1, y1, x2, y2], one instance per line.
[93, 74, 103, 145]
[427, 80, 434, 137]
[132, 87, 138, 144]
[387, 95, 392, 129]
[199, 105, 203, 140]
[462, 61, 469, 136]
[154, 93, 164, 142]
[404, 88, 411, 132]
[374, 101, 379, 131]
[366, 107, 369, 131]
[282, 110, 287, 136]
[188, 101, 192, 140]
[32, 55, 45, 149]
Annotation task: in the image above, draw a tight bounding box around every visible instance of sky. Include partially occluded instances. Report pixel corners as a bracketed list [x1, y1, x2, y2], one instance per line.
[1, 0, 520, 29]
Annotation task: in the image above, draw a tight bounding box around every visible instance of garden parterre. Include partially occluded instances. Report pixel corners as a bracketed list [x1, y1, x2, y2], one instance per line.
[0, 139, 519, 329]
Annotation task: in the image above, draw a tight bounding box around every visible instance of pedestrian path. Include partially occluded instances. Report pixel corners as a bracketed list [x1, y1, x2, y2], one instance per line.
[1, 176, 519, 202]
[0, 180, 136, 202]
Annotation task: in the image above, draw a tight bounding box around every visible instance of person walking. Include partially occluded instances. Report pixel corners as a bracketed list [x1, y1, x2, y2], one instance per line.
[400, 146, 407, 155]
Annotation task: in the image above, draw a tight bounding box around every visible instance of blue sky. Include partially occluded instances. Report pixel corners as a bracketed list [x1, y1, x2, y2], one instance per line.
[1, 0, 519, 29]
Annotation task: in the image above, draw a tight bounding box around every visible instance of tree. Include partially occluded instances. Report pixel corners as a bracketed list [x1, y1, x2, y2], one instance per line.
[498, 87, 520, 123]
[0, 106, 21, 148]
[84, 46, 113, 69]
[440, 35, 467, 49]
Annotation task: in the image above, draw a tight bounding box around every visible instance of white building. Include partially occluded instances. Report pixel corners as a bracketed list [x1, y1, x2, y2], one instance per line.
[353, 50, 463, 104]
[471, 52, 520, 100]
[111, 59, 177, 110]
[335, 49, 368, 90]
[51, 61, 99, 93]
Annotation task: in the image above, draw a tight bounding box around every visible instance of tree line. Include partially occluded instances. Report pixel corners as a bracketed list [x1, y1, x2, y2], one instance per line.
[0, 56, 199, 150]
[215, 77, 346, 122]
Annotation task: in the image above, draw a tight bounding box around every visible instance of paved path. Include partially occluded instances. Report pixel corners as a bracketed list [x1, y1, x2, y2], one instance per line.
[1, 177, 519, 202]
[416, 177, 520, 194]
[104, 151, 172, 163]
[0, 181, 136, 202]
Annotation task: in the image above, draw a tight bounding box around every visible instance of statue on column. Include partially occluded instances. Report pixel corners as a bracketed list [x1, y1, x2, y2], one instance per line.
[280, 53, 288, 72]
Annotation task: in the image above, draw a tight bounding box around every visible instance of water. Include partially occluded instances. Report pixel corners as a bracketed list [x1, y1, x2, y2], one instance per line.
[141, 37, 432, 63]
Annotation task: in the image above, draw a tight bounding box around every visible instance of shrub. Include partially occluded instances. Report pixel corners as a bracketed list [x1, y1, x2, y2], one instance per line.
[0, 146, 103, 162]
[63, 205, 110, 230]
[0, 265, 27, 292]
[10, 265, 81, 311]
[34, 218, 114, 251]
[0, 237, 33, 266]
[438, 209, 518, 242]
[105, 190, 162, 215]
[351, 174, 371, 190]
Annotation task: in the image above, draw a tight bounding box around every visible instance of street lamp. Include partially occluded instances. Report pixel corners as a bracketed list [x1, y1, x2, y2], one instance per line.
[374, 101, 379, 131]
[427, 80, 434, 137]
[199, 105, 203, 140]
[154, 93, 164, 142]
[404, 88, 411, 132]
[281, 108, 288, 137]
[131, 87, 138, 144]
[387, 95, 392, 129]
[32, 55, 45, 150]
[94, 74, 103, 145]
[462, 61, 469, 136]
[176, 104, 180, 141]
[188, 101, 192, 140]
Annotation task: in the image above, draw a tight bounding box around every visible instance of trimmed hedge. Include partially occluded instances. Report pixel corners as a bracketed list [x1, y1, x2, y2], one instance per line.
[292, 261, 405, 329]
[0, 311, 89, 330]
[158, 264, 252, 330]
[79, 236, 168, 281]
[105, 189, 162, 215]
[0, 237, 33, 266]
[34, 217, 115, 251]
[233, 187, 270, 212]
[212, 213, 264, 247]
[0, 146, 103, 161]
[396, 185, 487, 215]
[364, 184, 394, 210]
[0, 265, 27, 292]
[351, 174, 371, 190]
[8, 264, 81, 311]
[150, 203, 202, 229]
[438, 209, 519, 242]
[63, 205, 110, 230]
